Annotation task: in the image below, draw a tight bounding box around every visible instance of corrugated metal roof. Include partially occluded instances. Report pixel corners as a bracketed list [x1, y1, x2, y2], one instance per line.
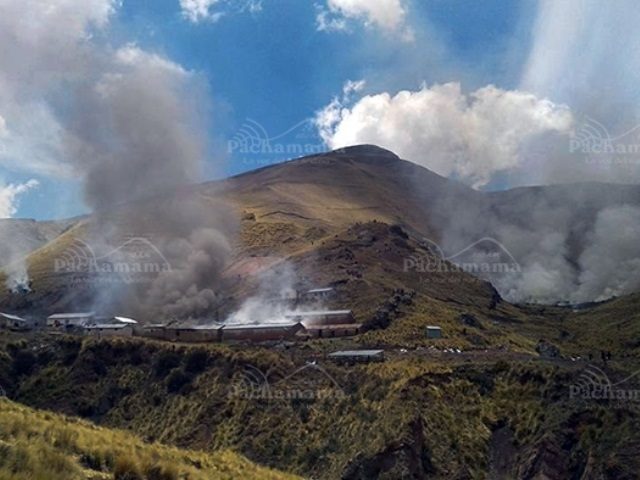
[306, 287, 334, 293]
[85, 324, 129, 329]
[328, 350, 384, 357]
[306, 323, 362, 330]
[166, 324, 223, 331]
[285, 310, 352, 317]
[114, 316, 138, 324]
[222, 322, 300, 330]
[48, 312, 95, 319]
[0, 312, 26, 322]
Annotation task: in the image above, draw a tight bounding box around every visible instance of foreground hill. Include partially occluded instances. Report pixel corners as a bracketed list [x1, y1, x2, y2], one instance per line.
[0, 397, 298, 480]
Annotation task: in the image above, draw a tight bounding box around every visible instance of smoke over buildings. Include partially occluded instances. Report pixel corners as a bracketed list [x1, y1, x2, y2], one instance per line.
[0, 0, 233, 315]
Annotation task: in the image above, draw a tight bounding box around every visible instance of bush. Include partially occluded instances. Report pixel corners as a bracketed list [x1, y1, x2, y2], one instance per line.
[80, 450, 106, 471]
[166, 369, 192, 394]
[12, 350, 36, 377]
[144, 463, 179, 480]
[153, 352, 181, 378]
[184, 349, 208, 374]
[114, 455, 143, 480]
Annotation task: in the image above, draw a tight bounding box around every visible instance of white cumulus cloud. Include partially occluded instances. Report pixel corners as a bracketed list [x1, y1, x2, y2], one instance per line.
[179, 0, 262, 23]
[0, 179, 39, 218]
[316, 82, 574, 188]
[316, 0, 413, 40]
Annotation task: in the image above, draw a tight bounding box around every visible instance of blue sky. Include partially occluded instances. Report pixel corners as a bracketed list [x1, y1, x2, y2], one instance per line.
[4, 0, 636, 220]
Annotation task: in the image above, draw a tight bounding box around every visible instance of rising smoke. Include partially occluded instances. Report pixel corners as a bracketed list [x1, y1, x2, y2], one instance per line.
[225, 261, 299, 324]
[317, 1, 640, 304]
[0, 0, 233, 316]
[0, 180, 39, 290]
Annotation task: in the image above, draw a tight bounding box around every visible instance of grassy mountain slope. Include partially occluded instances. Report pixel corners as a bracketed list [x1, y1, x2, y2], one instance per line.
[1, 333, 639, 479]
[0, 397, 298, 480]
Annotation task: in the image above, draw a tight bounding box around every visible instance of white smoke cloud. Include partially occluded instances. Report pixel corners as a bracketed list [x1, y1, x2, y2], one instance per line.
[0, 179, 40, 292]
[316, 0, 413, 40]
[226, 261, 298, 325]
[0, 0, 118, 177]
[573, 205, 640, 302]
[316, 82, 574, 188]
[0, 0, 234, 315]
[0, 180, 39, 219]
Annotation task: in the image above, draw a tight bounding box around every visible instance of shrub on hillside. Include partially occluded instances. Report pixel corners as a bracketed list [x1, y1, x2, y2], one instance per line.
[11, 350, 36, 377]
[113, 455, 143, 480]
[184, 349, 208, 374]
[165, 369, 193, 394]
[153, 351, 181, 378]
[144, 463, 179, 480]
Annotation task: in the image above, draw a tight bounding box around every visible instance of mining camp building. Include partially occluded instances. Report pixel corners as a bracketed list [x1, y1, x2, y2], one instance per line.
[47, 312, 95, 328]
[299, 287, 335, 302]
[0, 312, 31, 331]
[162, 325, 223, 343]
[84, 324, 134, 338]
[221, 322, 304, 342]
[285, 310, 361, 338]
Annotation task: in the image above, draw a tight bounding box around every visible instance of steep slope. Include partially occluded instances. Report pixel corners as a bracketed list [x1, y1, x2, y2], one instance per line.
[0, 397, 299, 480]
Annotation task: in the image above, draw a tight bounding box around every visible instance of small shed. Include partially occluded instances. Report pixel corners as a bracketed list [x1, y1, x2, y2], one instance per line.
[0, 312, 31, 331]
[300, 287, 335, 302]
[327, 349, 385, 364]
[47, 312, 95, 328]
[85, 324, 133, 337]
[426, 326, 442, 339]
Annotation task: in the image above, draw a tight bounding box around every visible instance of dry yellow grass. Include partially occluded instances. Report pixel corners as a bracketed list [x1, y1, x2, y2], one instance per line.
[0, 398, 299, 480]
